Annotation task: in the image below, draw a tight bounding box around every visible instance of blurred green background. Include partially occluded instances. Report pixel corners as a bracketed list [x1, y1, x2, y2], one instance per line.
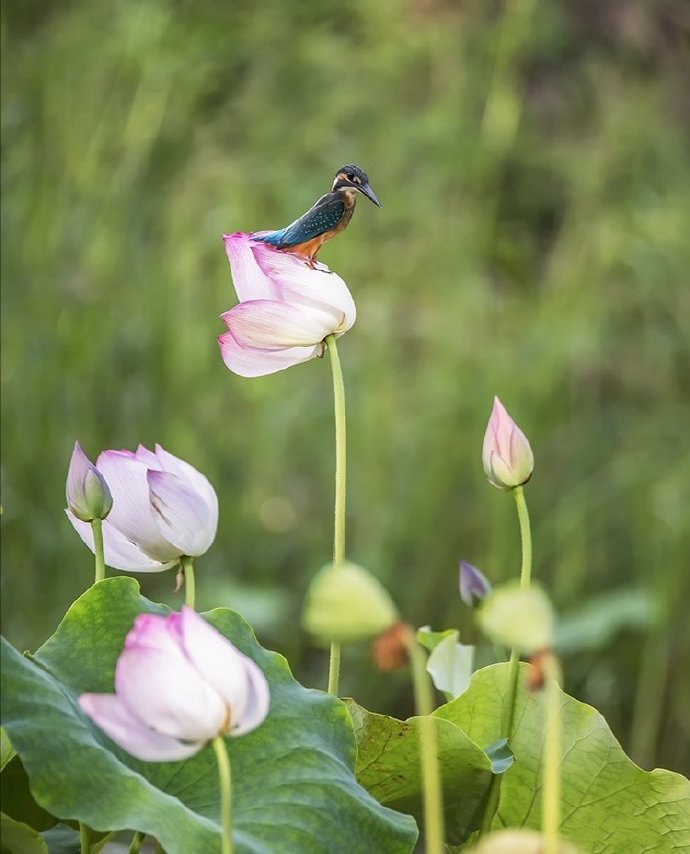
[2, 0, 688, 773]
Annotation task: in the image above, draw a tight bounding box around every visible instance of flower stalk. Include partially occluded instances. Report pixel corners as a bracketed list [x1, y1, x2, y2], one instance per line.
[542, 652, 562, 854]
[127, 831, 144, 854]
[213, 735, 233, 854]
[181, 555, 196, 610]
[480, 484, 534, 836]
[91, 518, 106, 585]
[326, 333, 347, 696]
[403, 626, 445, 854]
[79, 822, 90, 854]
[503, 485, 533, 737]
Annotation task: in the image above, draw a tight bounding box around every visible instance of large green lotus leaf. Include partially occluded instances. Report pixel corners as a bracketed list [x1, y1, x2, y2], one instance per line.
[437, 663, 690, 852]
[344, 698, 494, 844]
[1, 578, 417, 854]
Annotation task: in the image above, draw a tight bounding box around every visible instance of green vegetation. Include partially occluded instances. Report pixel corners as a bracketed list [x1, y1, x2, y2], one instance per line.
[2, 0, 688, 774]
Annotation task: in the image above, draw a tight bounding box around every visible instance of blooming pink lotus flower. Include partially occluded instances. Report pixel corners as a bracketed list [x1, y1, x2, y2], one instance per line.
[482, 397, 534, 490]
[218, 232, 356, 377]
[66, 441, 113, 522]
[66, 444, 218, 572]
[79, 607, 270, 761]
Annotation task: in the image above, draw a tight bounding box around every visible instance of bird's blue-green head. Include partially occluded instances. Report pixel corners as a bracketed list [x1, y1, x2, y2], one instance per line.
[332, 164, 381, 207]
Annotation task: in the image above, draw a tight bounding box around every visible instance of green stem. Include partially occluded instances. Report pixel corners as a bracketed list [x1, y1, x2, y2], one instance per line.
[79, 823, 90, 854]
[127, 831, 144, 854]
[212, 735, 233, 854]
[504, 485, 533, 736]
[91, 518, 105, 584]
[325, 334, 347, 696]
[404, 627, 445, 854]
[181, 556, 196, 610]
[513, 485, 533, 588]
[542, 653, 562, 854]
[327, 642, 341, 696]
[480, 484, 533, 836]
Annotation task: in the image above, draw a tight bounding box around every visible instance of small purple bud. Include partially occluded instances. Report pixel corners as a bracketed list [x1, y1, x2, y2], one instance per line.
[459, 560, 492, 608]
[66, 442, 113, 522]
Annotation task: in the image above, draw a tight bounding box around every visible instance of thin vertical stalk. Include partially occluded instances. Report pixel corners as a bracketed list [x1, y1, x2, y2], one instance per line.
[181, 556, 196, 610]
[503, 485, 533, 736]
[79, 822, 90, 854]
[542, 653, 563, 854]
[127, 831, 144, 854]
[403, 627, 445, 854]
[480, 484, 533, 836]
[326, 334, 346, 696]
[91, 518, 106, 584]
[212, 736, 233, 854]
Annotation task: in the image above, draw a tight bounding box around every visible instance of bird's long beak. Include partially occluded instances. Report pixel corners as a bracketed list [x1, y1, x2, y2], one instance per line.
[358, 182, 382, 207]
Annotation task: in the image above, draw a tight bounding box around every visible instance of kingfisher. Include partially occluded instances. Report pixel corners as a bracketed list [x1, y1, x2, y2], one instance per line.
[254, 164, 381, 266]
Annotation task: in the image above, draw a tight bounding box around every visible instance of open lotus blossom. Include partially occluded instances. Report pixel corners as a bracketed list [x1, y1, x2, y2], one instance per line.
[66, 444, 218, 572]
[218, 232, 356, 377]
[66, 441, 113, 522]
[482, 396, 534, 490]
[79, 607, 270, 761]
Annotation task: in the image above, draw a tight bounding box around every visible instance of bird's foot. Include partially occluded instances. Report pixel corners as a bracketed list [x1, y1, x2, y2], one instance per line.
[308, 258, 332, 273]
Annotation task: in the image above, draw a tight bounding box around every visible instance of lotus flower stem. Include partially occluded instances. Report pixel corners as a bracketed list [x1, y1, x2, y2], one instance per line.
[480, 484, 534, 837]
[181, 556, 196, 610]
[503, 485, 532, 738]
[79, 822, 90, 853]
[212, 735, 233, 854]
[542, 652, 562, 854]
[126, 831, 144, 854]
[403, 626, 444, 854]
[91, 518, 106, 584]
[326, 334, 346, 696]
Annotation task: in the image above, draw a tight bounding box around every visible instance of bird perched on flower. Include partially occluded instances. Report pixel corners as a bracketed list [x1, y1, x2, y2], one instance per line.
[254, 164, 381, 267]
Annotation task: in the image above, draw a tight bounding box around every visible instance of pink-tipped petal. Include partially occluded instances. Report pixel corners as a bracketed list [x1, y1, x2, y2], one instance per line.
[79, 693, 202, 761]
[229, 655, 271, 736]
[115, 645, 226, 741]
[222, 300, 337, 349]
[223, 232, 278, 302]
[218, 329, 320, 378]
[95, 451, 181, 562]
[151, 445, 219, 531]
[147, 470, 216, 556]
[125, 613, 184, 655]
[65, 511, 176, 572]
[252, 244, 356, 331]
[176, 608, 268, 731]
[133, 444, 161, 470]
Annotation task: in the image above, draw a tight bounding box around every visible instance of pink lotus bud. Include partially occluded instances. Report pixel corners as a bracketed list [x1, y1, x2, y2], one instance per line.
[66, 444, 218, 572]
[79, 607, 270, 761]
[482, 397, 534, 490]
[65, 442, 113, 522]
[459, 560, 492, 607]
[218, 233, 356, 377]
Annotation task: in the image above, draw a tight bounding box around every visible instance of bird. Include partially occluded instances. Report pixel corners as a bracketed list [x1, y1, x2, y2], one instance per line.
[253, 164, 381, 267]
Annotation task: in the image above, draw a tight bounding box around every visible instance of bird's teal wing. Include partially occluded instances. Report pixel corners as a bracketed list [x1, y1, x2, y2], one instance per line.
[255, 193, 345, 249]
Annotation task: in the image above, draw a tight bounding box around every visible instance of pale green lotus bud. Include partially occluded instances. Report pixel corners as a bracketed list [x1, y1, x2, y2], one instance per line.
[302, 561, 399, 646]
[478, 582, 554, 654]
[65, 442, 113, 522]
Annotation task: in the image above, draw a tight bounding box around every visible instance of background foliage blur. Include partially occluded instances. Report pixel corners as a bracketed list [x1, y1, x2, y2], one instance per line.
[2, 0, 688, 773]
